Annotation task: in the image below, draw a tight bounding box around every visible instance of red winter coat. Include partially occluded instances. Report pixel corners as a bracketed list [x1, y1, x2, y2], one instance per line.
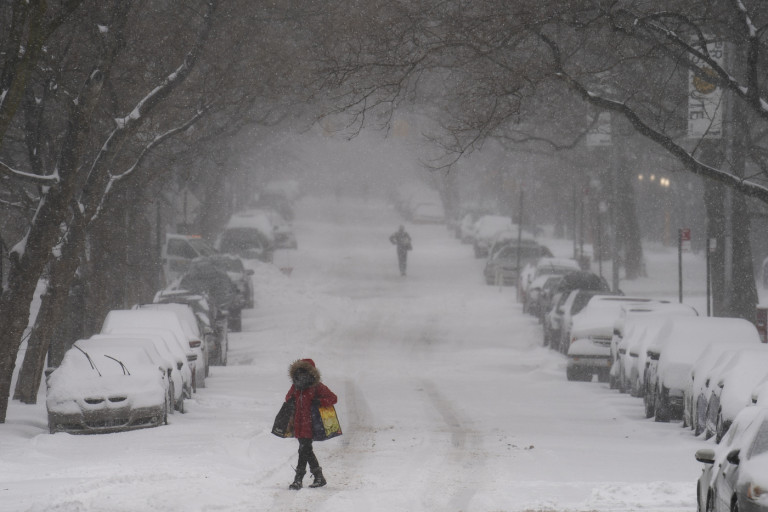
[285, 359, 337, 439]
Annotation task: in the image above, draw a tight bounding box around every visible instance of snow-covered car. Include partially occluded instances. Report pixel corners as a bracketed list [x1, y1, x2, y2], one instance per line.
[531, 257, 581, 281]
[704, 347, 768, 442]
[101, 310, 198, 393]
[564, 295, 658, 382]
[153, 290, 229, 367]
[458, 213, 479, 244]
[609, 302, 697, 392]
[193, 254, 254, 309]
[545, 288, 606, 352]
[695, 405, 767, 512]
[161, 233, 217, 285]
[178, 261, 244, 332]
[88, 334, 186, 413]
[483, 240, 548, 286]
[215, 211, 275, 262]
[687, 336, 762, 436]
[46, 339, 170, 434]
[262, 209, 298, 249]
[524, 274, 562, 317]
[471, 215, 515, 258]
[132, 303, 208, 388]
[645, 317, 760, 423]
[411, 202, 445, 223]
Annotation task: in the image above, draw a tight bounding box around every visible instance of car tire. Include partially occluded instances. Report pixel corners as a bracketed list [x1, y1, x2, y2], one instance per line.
[229, 311, 242, 332]
[644, 393, 655, 419]
[654, 388, 669, 422]
[716, 412, 725, 443]
[169, 382, 176, 415]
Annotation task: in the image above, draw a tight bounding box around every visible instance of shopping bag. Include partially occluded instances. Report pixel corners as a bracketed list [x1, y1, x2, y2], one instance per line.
[311, 404, 342, 441]
[271, 400, 295, 438]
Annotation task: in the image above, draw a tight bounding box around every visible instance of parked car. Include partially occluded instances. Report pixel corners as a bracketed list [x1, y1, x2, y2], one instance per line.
[687, 336, 762, 435]
[564, 295, 655, 382]
[525, 275, 563, 317]
[178, 261, 244, 332]
[483, 240, 549, 286]
[153, 289, 229, 366]
[262, 208, 298, 249]
[215, 211, 275, 262]
[88, 334, 186, 413]
[133, 303, 208, 388]
[101, 309, 199, 393]
[645, 317, 760, 423]
[194, 254, 254, 309]
[471, 215, 515, 258]
[625, 319, 678, 398]
[695, 406, 768, 512]
[609, 302, 696, 391]
[411, 202, 445, 223]
[161, 234, 217, 285]
[704, 347, 768, 442]
[545, 289, 607, 352]
[46, 338, 170, 434]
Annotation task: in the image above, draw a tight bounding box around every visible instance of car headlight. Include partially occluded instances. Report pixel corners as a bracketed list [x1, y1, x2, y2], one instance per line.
[748, 483, 767, 500]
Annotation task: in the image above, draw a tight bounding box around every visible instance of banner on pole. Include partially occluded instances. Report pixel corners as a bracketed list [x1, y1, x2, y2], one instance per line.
[687, 39, 725, 139]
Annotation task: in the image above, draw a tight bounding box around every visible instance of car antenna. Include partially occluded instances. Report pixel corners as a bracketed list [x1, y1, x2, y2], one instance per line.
[72, 343, 101, 376]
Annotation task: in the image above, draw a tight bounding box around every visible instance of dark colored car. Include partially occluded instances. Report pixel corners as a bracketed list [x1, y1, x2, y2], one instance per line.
[154, 289, 229, 367]
[541, 271, 611, 349]
[179, 261, 244, 333]
[194, 254, 255, 309]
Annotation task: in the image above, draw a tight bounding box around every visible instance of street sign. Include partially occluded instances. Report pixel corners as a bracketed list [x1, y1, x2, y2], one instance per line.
[680, 228, 691, 252]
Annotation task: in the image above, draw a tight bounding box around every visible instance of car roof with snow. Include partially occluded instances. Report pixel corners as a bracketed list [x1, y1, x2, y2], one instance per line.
[571, 296, 658, 333]
[650, 316, 760, 357]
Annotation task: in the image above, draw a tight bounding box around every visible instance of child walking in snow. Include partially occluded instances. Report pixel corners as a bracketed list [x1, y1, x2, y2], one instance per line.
[285, 359, 338, 490]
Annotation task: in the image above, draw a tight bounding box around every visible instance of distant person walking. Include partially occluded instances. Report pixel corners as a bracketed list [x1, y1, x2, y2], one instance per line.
[389, 225, 412, 276]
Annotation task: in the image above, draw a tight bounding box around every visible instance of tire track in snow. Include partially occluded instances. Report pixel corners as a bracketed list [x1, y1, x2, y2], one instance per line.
[420, 379, 484, 511]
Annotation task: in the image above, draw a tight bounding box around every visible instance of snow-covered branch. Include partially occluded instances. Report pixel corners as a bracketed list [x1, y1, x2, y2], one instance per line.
[91, 107, 208, 223]
[0, 159, 58, 185]
[539, 32, 768, 206]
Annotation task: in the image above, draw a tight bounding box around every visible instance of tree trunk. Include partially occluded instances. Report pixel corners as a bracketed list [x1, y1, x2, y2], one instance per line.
[615, 163, 644, 279]
[13, 221, 85, 403]
[0, 70, 103, 422]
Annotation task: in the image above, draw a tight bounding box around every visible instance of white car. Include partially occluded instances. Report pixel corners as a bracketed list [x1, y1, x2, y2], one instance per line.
[88, 334, 186, 413]
[694, 405, 766, 512]
[610, 302, 697, 392]
[46, 338, 170, 434]
[133, 303, 208, 388]
[101, 310, 198, 394]
[703, 347, 768, 442]
[687, 337, 762, 435]
[645, 317, 761, 423]
[470, 215, 515, 258]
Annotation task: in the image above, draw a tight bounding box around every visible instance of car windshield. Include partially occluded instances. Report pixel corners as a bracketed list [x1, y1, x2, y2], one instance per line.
[571, 292, 600, 315]
[219, 228, 267, 253]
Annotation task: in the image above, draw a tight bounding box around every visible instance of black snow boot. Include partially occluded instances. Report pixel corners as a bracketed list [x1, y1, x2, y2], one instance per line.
[308, 467, 327, 488]
[288, 469, 305, 490]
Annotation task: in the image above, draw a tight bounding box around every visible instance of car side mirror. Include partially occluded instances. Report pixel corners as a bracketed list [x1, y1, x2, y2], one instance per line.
[695, 448, 716, 464]
[177, 361, 184, 370]
[727, 449, 741, 466]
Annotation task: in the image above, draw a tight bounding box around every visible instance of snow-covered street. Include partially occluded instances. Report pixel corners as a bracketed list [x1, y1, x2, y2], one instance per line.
[1, 194, 708, 511]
